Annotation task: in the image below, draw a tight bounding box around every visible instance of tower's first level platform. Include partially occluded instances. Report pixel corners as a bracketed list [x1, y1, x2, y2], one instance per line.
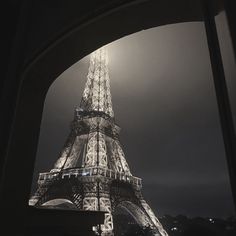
[38, 167, 142, 189]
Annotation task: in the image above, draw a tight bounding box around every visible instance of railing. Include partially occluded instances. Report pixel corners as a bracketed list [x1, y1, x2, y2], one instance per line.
[38, 167, 142, 188]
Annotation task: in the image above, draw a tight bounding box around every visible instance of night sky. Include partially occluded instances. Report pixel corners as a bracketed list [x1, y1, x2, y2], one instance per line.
[32, 15, 235, 218]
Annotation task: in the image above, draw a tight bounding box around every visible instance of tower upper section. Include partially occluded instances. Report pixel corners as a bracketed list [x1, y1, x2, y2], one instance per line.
[51, 47, 132, 176]
[79, 47, 114, 118]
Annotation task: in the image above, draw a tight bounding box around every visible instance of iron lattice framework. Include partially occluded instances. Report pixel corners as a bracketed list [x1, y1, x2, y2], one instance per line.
[30, 47, 168, 236]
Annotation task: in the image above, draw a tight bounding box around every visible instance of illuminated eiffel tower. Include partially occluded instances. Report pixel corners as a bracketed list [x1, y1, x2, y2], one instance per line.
[30, 47, 168, 236]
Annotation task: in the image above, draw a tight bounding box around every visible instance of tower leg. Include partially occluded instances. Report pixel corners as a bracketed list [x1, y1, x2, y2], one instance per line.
[140, 199, 168, 236]
[99, 197, 114, 235]
[82, 181, 114, 235]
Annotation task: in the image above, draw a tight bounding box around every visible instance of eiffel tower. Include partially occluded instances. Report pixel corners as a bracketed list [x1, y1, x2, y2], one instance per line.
[30, 47, 168, 236]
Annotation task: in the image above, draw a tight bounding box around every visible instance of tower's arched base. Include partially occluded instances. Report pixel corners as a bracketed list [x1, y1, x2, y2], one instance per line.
[30, 174, 167, 236]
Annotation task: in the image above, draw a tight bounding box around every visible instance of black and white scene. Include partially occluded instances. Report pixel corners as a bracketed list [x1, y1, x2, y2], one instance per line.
[30, 14, 236, 236]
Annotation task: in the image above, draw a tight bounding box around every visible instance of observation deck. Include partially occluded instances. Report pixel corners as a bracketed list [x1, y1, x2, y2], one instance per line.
[38, 167, 142, 189]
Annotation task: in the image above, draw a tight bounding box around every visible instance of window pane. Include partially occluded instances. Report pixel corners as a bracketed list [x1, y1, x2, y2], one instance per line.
[30, 22, 234, 234]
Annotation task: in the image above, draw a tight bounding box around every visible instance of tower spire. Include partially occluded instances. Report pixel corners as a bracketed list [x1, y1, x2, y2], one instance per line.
[80, 47, 114, 118]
